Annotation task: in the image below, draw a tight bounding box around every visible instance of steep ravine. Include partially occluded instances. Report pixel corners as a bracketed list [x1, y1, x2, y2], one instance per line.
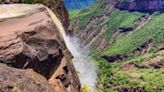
[69, 0, 164, 91]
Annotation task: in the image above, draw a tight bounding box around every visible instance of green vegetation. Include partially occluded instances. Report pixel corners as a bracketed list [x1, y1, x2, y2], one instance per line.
[104, 13, 164, 56]
[23, 0, 35, 4]
[96, 51, 164, 92]
[111, 68, 164, 91]
[69, 0, 105, 29]
[82, 84, 92, 92]
[121, 50, 164, 66]
[68, 10, 81, 19]
[69, 0, 164, 91]
[69, 0, 102, 19]
[108, 10, 142, 28]
[102, 9, 143, 39]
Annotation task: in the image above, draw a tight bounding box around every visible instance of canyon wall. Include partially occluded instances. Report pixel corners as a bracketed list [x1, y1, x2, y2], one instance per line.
[71, 0, 116, 50]
[71, 0, 164, 52]
[69, 0, 164, 91]
[0, 2, 81, 92]
[115, 0, 164, 13]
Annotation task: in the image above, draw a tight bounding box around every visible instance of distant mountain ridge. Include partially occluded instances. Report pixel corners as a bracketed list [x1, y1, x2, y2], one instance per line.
[64, 0, 96, 10]
[115, 0, 164, 13]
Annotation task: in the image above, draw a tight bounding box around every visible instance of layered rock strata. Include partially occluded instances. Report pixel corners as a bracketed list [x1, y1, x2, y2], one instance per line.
[0, 4, 81, 92]
[115, 0, 164, 13]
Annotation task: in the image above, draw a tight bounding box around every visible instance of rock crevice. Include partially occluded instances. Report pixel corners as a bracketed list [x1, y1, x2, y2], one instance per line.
[0, 4, 81, 92]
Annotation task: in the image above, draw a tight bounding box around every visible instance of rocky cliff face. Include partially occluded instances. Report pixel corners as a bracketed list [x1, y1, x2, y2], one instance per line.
[1, 0, 69, 31]
[0, 64, 55, 92]
[115, 0, 164, 13]
[0, 3, 81, 92]
[71, 0, 116, 50]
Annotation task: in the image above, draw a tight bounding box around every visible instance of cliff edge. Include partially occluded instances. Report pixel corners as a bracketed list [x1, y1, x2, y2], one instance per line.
[0, 3, 81, 92]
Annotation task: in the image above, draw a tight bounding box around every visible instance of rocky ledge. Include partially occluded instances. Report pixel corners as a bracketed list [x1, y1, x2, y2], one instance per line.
[0, 4, 81, 92]
[0, 63, 55, 92]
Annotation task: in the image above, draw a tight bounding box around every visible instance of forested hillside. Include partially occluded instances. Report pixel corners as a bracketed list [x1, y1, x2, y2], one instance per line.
[69, 0, 164, 91]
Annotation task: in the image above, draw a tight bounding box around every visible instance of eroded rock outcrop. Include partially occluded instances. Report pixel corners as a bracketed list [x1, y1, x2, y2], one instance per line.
[115, 0, 164, 13]
[0, 0, 69, 31]
[0, 4, 81, 92]
[71, 0, 116, 50]
[0, 64, 55, 92]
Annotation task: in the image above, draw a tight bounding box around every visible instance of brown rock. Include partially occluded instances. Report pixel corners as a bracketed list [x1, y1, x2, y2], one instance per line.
[136, 55, 164, 69]
[118, 87, 146, 92]
[0, 0, 69, 31]
[0, 4, 81, 92]
[0, 63, 55, 92]
[35, 0, 70, 30]
[49, 57, 81, 92]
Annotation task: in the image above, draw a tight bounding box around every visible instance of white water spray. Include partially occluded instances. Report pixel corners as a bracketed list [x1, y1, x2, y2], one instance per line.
[47, 5, 98, 92]
[0, 4, 98, 92]
[64, 36, 97, 92]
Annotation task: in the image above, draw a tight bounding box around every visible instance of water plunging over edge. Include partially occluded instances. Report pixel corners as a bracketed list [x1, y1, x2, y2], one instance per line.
[0, 4, 98, 92]
[64, 36, 97, 92]
[47, 7, 98, 92]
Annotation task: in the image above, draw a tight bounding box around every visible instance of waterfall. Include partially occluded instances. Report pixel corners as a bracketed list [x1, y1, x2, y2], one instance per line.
[64, 36, 97, 92]
[47, 6, 97, 92]
[0, 4, 97, 92]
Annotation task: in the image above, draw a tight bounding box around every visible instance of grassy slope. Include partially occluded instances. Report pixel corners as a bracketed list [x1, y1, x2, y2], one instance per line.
[102, 9, 143, 39]
[69, 1, 164, 92]
[69, 0, 105, 29]
[104, 13, 164, 56]
[96, 51, 164, 92]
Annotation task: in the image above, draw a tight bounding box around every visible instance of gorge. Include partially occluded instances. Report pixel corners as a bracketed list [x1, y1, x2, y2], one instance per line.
[0, 0, 98, 92]
[47, 6, 98, 91]
[0, 0, 164, 92]
[69, 0, 164, 91]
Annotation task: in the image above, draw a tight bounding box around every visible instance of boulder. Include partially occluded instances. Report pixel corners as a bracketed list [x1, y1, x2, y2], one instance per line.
[0, 4, 81, 92]
[0, 63, 55, 92]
